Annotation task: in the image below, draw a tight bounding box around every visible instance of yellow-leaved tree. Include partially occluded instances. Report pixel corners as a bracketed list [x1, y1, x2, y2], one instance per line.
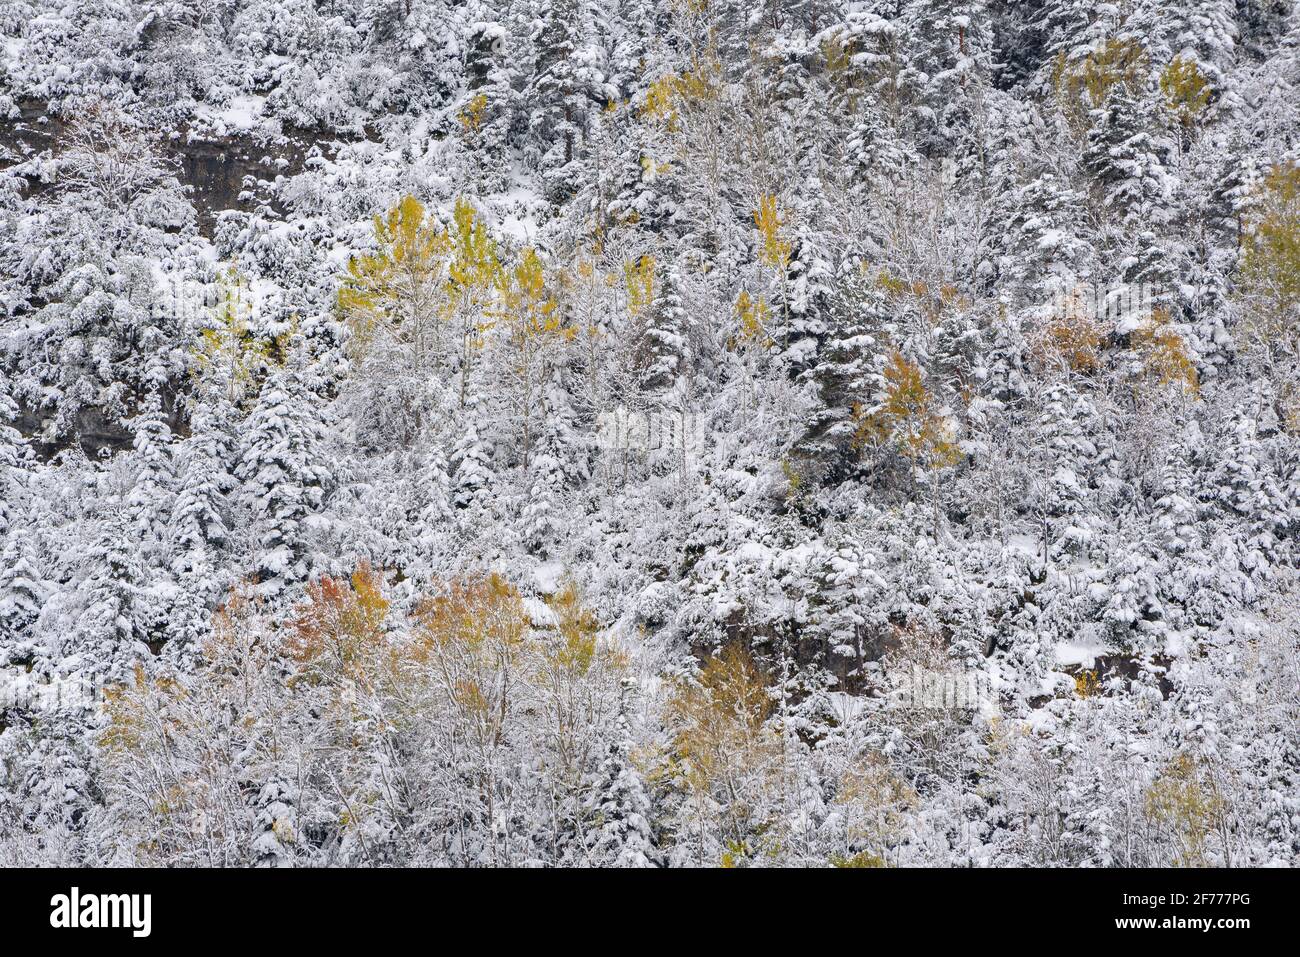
[446, 197, 504, 406]
[854, 351, 961, 471]
[1239, 161, 1300, 363]
[1131, 306, 1200, 398]
[624, 253, 655, 317]
[1051, 37, 1148, 134]
[733, 289, 773, 349]
[664, 643, 779, 865]
[1144, 752, 1229, 867]
[1160, 56, 1212, 134]
[533, 580, 628, 803]
[753, 194, 792, 274]
[284, 561, 391, 688]
[854, 351, 962, 533]
[491, 246, 574, 465]
[1031, 287, 1107, 376]
[829, 753, 916, 868]
[746, 194, 792, 350]
[337, 195, 507, 412]
[338, 195, 451, 365]
[193, 264, 280, 406]
[413, 574, 529, 863]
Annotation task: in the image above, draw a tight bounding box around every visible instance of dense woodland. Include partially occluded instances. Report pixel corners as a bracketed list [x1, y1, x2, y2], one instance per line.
[0, 0, 1298, 867]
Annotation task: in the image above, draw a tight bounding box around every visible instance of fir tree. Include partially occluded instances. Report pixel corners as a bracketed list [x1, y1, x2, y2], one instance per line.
[235, 355, 332, 596]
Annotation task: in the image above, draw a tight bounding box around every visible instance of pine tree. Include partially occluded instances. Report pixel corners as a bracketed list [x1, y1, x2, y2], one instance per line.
[845, 93, 917, 196]
[1083, 84, 1173, 231]
[126, 392, 177, 564]
[0, 521, 45, 662]
[235, 356, 332, 596]
[522, 373, 585, 552]
[16, 710, 97, 849]
[1031, 383, 1102, 566]
[900, 0, 994, 156]
[73, 502, 151, 681]
[637, 259, 687, 396]
[462, 20, 519, 190]
[998, 170, 1093, 306]
[0, 370, 26, 539]
[588, 703, 659, 867]
[170, 397, 235, 569]
[451, 397, 496, 516]
[798, 270, 885, 479]
[531, 0, 602, 200]
[774, 185, 836, 381]
[250, 775, 298, 867]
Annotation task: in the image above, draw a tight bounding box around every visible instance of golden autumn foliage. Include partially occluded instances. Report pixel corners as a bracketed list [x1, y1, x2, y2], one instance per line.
[447, 196, 503, 300]
[100, 663, 185, 756]
[831, 851, 888, 867]
[415, 573, 528, 655]
[535, 580, 629, 781]
[1240, 161, 1300, 348]
[337, 194, 451, 359]
[1033, 289, 1107, 375]
[639, 56, 720, 132]
[192, 264, 280, 404]
[641, 75, 680, 129]
[1160, 56, 1212, 130]
[458, 93, 489, 135]
[1132, 307, 1200, 396]
[97, 583, 290, 864]
[753, 194, 792, 273]
[624, 253, 655, 317]
[1051, 38, 1148, 132]
[1144, 752, 1226, 867]
[638, 154, 671, 182]
[493, 246, 568, 344]
[875, 269, 911, 300]
[545, 580, 602, 676]
[1074, 669, 1101, 698]
[830, 752, 916, 866]
[99, 664, 194, 845]
[338, 195, 504, 357]
[491, 246, 574, 463]
[665, 644, 775, 799]
[338, 194, 569, 413]
[285, 562, 391, 684]
[875, 270, 969, 326]
[413, 574, 530, 745]
[853, 351, 961, 470]
[734, 289, 773, 348]
[102, 584, 272, 758]
[821, 36, 860, 111]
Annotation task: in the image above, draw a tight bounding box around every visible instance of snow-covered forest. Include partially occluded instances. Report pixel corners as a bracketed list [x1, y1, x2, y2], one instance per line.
[0, 0, 1297, 867]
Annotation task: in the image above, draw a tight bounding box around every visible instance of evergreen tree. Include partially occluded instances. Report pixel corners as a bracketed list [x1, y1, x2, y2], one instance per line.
[637, 261, 687, 397]
[531, 0, 602, 199]
[235, 357, 332, 596]
[1083, 85, 1173, 231]
[126, 392, 178, 564]
[73, 502, 151, 681]
[588, 705, 659, 867]
[450, 397, 496, 516]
